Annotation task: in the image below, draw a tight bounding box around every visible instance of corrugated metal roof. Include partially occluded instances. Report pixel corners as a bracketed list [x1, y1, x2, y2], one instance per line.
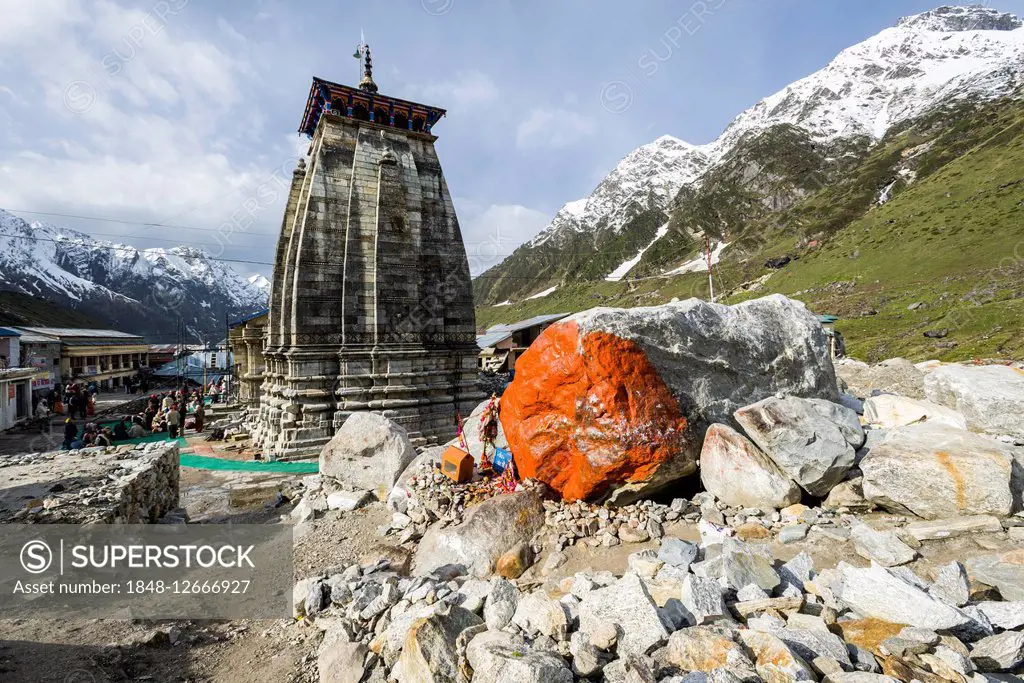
[9, 328, 61, 343]
[229, 308, 269, 327]
[476, 330, 513, 349]
[486, 313, 570, 334]
[476, 313, 570, 350]
[20, 327, 144, 340]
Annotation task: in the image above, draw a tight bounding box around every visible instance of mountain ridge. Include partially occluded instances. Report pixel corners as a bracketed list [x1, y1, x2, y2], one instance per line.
[475, 4, 1024, 305]
[0, 209, 267, 342]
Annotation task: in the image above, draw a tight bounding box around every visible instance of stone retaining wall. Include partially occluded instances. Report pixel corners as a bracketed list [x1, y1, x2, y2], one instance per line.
[0, 442, 180, 524]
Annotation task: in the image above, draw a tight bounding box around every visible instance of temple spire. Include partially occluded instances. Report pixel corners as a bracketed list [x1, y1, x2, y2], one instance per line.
[355, 32, 378, 94]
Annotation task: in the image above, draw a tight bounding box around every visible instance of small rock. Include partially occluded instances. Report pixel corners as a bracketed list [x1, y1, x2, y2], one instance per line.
[970, 631, 1024, 672]
[929, 561, 971, 607]
[680, 574, 727, 626]
[779, 524, 809, 544]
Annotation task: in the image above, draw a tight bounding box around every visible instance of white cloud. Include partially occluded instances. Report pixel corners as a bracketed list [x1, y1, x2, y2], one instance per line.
[454, 200, 550, 275]
[516, 106, 597, 150]
[405, 70, 499, 109]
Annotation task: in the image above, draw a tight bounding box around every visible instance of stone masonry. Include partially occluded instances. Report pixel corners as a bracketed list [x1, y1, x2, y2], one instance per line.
[0, 442, 180, 524]
[254, 67, 481, 459]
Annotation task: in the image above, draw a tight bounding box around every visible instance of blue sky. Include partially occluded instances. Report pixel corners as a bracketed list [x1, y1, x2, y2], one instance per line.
[0, 0, 1020, 279]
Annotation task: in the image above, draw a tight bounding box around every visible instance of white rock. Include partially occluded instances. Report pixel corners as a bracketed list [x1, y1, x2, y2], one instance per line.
[924, 364, 1024, 439]
[835, 562, 972, 631]
[512, 591, 569, 640]
[700, 424, 801, 509]
[680, 574, 727, 626]
[483, 577, 519, 631]
[466, 631, 574, 683]
[904, 515, 1004, 541]
[734, 396, 860, 496]
[929, 561, 971, 607]
[317, 623, 368, 683]
[860, 424, 1014, 519]
[627, 550, 664, 578]
[326, 489, 372, 512]
[970, 631, 1024, 672]
[848, 519, 916, 567]
[863, 394, 968, 430]
[976, 601, 1024, 630]
[578, 573, 669, 657]
[319, 413, 418, 501]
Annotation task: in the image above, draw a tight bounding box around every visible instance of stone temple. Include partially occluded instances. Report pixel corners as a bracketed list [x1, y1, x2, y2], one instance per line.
[254, 46, 480, 458]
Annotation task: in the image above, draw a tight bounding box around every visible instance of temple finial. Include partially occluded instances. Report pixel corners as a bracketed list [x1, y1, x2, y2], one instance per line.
[355, 34, 378, 94]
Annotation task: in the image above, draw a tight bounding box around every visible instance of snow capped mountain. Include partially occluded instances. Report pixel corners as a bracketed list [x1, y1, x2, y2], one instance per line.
[0, 208, 267, 340]
[710, 5, 1023, 156]
[514, 5, 1022, 267]
[530, 135, 710, 248]
[248, 274, 271, 292]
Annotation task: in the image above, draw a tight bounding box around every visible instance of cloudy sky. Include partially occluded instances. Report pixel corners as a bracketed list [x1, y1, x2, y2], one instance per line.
[0, 0, 1018, 281]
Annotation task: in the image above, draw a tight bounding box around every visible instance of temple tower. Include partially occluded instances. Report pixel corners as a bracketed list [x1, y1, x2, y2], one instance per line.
[254, 46, 481, 458]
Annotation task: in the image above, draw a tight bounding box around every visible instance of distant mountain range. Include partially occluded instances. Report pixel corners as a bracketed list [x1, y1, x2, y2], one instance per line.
[0, 209, 268, 342]
[475, 5, 1024, 306]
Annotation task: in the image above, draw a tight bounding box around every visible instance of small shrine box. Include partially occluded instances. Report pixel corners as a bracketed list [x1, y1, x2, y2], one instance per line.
[440, 446, 474, 483]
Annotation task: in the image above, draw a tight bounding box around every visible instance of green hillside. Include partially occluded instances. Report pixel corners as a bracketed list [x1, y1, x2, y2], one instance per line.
[475, 97, 1024, 362]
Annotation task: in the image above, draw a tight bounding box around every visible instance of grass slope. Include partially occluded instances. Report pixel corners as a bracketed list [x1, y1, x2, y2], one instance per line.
[476, 99, 1024, 362]
[0, 290, 106, 329]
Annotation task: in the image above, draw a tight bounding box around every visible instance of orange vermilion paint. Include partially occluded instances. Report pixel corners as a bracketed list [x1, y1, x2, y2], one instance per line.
[500, 321, 693, 501]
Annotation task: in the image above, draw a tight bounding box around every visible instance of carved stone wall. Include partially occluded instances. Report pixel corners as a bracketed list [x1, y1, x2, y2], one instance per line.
[254, 113, 480, 458]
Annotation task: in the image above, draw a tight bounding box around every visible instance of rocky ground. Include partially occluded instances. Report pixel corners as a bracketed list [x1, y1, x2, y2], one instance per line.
[2, 301, 1024, 681]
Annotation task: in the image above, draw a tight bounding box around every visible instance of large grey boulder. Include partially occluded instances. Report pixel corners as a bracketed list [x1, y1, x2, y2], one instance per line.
[319, 413, 418, 501]
[699, 424, 801, 509]
[414, 491, 545, 577]
[862, 394, 968, 430]
[734, 396, 862, 496]
[835, 357, 926, 400]
[860, 424, 1014, 519]
[924, 364, 1024, 439]
[835, 562, 973, 631]
[502, 295, 841, 504]
[572, 294, 840, 426]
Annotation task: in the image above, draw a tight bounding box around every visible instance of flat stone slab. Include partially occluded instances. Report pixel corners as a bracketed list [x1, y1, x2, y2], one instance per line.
[904, 515, 1004, 541]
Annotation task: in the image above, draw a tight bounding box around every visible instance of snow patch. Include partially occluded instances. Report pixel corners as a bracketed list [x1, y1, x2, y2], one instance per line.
[605, 223, 670, 282]
[664, 241, 729, 276]
[526, 285, 558, 300]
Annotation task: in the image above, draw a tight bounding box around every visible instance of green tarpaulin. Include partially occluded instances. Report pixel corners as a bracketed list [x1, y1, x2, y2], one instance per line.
[178, 454, 319, 474]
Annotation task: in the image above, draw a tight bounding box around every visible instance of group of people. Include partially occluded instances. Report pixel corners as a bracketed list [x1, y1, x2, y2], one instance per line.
[56, 384, 213, 450]
[142, 388, 207, 439]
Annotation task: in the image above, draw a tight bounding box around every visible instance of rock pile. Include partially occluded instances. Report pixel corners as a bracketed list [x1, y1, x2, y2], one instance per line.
[303, 518, 1024, 683]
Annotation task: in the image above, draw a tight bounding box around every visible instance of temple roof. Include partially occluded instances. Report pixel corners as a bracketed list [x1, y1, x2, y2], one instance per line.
[298, 76, 447, 137]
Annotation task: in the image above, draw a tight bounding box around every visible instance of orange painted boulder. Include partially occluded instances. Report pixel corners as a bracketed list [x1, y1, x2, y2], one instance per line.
[500, 295, 839, 503]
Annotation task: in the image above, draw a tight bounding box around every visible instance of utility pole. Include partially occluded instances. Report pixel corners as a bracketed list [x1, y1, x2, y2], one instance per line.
[705, 235, 715, 303]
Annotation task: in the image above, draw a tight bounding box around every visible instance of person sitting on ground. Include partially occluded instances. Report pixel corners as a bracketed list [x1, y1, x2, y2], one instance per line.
[62, 417, 77, 449]
[161, 393, 173, 411]
[95, 428, 113, 447]
[128, 421, 145, 438]
[113, 418, 129, 441]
